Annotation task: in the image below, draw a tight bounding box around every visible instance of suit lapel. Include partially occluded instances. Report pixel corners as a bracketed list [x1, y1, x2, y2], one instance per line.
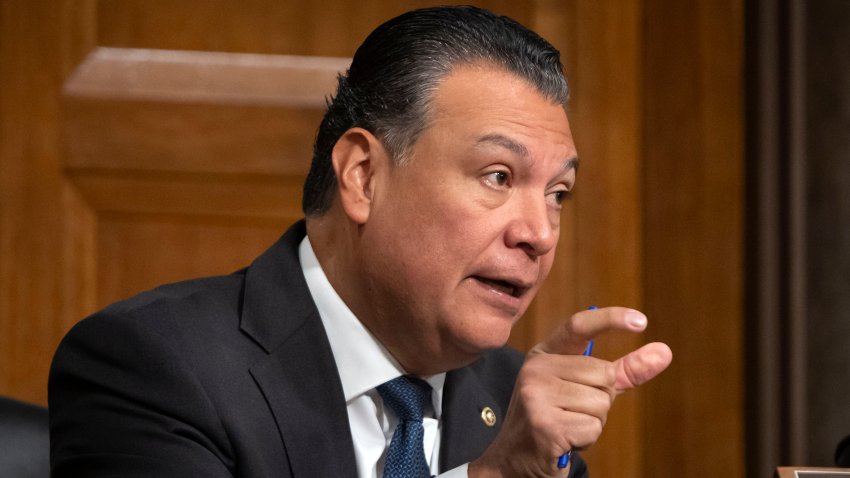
[249, 322, 357, 478]
[241, 221, 358, 478]
[440, 365, 504, 470]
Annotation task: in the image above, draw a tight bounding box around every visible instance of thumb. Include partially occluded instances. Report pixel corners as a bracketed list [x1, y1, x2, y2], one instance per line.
[613, 342, 673, 393]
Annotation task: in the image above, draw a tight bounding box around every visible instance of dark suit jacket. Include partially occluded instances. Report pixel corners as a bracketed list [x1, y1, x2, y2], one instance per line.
[49, 221, 587, 477]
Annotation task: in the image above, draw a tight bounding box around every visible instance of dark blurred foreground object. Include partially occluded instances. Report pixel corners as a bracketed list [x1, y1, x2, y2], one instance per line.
[0, 396, 49, 478]
[837, 434, 850, 467]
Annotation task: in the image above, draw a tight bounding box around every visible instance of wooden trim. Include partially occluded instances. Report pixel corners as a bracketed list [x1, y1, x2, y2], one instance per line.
[64, 47, 350, 107]
[61, 48, 346, 177]
[776, 468, 850, 478]
[67, 168, 303, 219]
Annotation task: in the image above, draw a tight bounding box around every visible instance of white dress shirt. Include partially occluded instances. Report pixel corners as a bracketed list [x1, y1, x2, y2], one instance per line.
[299, 237, 468, 478]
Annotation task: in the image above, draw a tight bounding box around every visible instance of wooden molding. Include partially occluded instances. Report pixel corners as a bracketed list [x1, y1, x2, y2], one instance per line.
[68, 168, 304, 219]
[61, 47, 347, 177]
[63, 47, 350, 107]
[776, 468, 850, 478]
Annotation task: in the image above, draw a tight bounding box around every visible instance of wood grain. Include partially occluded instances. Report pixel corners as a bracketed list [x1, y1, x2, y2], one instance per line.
[64, 47, 349, 107]
[69, 169, 304, 219]
[62, 48, 341, 176]
[96, 213, 291, 309]
[0, 0, 97, 404]
[642, 0, 745, 477]
[63, 97, 323, 175]
[96, 0, 531, 57]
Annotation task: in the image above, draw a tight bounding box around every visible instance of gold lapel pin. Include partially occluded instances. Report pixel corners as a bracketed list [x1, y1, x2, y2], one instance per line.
[481, 406, 497, 427]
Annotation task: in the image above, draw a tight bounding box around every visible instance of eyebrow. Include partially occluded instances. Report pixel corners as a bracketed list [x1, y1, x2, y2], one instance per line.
[565, 158, 579, 174]
[476, 133, 529, 158]
[476, 133, 579, 173]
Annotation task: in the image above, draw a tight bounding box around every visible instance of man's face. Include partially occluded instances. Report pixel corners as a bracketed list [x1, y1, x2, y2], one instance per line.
[358, 64, 577, 372]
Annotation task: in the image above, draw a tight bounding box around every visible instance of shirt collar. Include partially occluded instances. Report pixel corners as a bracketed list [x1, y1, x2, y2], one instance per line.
[299, 236, 445, 415]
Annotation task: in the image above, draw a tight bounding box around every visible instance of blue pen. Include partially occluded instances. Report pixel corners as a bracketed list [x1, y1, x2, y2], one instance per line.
[557, 306, 596, 469]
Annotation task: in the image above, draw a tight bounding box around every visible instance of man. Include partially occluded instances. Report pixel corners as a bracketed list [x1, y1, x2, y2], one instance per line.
[49, 6, 672, 478]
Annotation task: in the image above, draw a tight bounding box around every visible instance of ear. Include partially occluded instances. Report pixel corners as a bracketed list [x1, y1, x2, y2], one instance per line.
[331, 127, 389, 224]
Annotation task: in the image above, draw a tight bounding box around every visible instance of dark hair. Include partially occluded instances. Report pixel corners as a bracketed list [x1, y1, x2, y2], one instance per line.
[302, 5, 569, 216]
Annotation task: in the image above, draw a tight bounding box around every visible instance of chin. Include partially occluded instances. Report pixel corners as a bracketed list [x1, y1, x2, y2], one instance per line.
[454, 323, 515, 355]
[435, 305, 523, 363]
[426, 329, 512, 373]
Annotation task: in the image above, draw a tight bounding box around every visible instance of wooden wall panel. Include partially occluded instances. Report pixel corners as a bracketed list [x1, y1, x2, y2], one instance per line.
[96, 0, 531, 56]
[642, 1, 745, 477]
[69, 171, 304, 219]
[59, 182, 98, 334]
[0, 0, 96, 404]
[96, 214, 293, 309]
[64, 99, 322, 175]
[62, 48, 344, 176]
[60, 47, 340, 306]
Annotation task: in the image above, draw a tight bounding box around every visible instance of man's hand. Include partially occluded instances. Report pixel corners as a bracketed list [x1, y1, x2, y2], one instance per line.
[469, 307, 673, 477]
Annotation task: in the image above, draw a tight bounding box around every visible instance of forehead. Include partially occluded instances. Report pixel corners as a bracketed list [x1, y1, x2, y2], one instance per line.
[426, 64, 575, 159]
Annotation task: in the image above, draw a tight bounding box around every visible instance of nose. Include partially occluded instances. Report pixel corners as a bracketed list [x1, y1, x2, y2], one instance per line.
[503, 194, 558, 257]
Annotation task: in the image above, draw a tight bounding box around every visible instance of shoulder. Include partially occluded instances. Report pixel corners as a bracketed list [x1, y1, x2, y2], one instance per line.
[50, 271, 256, 407]
[101, 272, 246, 325]
[64, 271, 245, 345]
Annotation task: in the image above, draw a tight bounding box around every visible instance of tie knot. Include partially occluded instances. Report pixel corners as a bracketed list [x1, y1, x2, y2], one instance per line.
[377, 376, 432, 421]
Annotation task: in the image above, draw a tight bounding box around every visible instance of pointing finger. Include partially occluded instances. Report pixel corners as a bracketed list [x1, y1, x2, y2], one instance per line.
[533, 307, 649, 356]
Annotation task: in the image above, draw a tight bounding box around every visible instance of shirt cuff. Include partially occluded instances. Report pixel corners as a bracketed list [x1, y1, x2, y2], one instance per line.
[437, 463, 469, 478]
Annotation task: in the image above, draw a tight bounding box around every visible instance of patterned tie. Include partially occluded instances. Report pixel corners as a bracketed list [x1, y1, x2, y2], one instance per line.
[377, 375, 433, 478]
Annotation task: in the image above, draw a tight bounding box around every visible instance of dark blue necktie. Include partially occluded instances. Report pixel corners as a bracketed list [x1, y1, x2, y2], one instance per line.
[377, 375, 433, 478]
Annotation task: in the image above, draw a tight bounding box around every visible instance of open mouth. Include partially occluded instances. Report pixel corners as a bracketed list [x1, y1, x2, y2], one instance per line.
[473, 276, 527, 298]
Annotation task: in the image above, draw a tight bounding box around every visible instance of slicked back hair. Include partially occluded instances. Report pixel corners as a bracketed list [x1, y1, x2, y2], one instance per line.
[302, 5, 569, 216]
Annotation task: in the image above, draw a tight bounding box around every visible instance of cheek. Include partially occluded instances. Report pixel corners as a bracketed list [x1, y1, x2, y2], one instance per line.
[397, 192, 494, 252]
[429, 213, 503, 263]
[373, 172, 510, 280]
[385, 215, 499, 302]
[536, 248, 558, 283]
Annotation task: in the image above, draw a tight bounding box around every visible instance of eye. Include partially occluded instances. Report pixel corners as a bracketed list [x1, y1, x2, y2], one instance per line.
[547, 188, 572, 207]
[483, 170, 511, 188]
